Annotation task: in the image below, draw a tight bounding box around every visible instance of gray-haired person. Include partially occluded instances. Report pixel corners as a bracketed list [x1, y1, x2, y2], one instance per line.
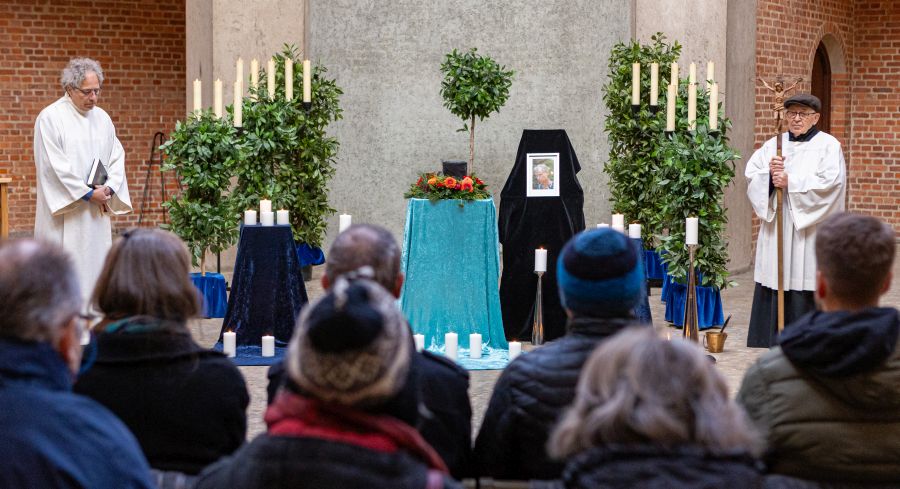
[34, 57, 132, 307]
[0, 239, 153, 488]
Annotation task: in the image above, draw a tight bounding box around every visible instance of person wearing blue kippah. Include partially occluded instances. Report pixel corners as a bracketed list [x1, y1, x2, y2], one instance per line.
[473, 228, 647, 480]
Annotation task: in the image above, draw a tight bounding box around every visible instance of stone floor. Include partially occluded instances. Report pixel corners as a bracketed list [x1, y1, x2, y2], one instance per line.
[188, 251, 900, 440]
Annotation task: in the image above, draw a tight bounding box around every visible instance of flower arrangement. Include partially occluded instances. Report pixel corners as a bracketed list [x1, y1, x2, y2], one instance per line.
[404, 172, 491, 202]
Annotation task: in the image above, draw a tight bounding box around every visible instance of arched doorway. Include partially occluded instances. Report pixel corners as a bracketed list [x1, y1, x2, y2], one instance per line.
[811, 42, 832, 133]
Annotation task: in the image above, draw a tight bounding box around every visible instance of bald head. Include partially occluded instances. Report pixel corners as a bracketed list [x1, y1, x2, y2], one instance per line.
[0, 239, 81, 344]
[325, 225, 401, 293]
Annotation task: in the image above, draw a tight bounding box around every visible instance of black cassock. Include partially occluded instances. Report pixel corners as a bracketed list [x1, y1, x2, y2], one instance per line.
[498, 130, 585, 342]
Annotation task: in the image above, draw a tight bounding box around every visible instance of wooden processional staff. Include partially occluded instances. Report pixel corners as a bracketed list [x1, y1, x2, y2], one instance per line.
[758, 60, 801, 332]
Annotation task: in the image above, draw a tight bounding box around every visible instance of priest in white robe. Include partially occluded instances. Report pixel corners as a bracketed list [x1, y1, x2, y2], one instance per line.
[745, 94, 845, 347]
[34, 58, 132, 307]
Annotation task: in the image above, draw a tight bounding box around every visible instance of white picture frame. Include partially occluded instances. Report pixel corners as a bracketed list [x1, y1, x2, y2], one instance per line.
[526, 153, 560, 197]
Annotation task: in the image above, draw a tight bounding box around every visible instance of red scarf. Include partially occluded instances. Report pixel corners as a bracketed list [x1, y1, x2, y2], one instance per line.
[265, 392, 449, 474]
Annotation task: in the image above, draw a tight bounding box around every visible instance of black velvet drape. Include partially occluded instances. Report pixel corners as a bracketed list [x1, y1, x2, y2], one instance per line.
[498, 130, 585, 341]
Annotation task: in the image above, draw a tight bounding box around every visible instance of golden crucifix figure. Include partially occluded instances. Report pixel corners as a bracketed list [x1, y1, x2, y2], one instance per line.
[757, 61, 802, 332]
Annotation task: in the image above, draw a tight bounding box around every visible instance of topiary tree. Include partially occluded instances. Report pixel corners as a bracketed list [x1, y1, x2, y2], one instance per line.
[235, 44, 343, 248]
[602, 33, 681, 246]
[161, 110, 243, 275]
[440, 48, 514, 174]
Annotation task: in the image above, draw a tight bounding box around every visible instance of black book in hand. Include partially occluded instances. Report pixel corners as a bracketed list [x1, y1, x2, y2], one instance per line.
[86, 158, 108, 188]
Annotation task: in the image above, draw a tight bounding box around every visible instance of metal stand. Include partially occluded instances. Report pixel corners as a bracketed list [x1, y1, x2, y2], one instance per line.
[683, 244, 700, 342]
[532, 271, 545, 346]
[137, 131, 170, 226]
[302, 101, 312, 111]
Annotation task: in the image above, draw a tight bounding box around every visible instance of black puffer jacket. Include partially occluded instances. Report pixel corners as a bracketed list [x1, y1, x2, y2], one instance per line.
[562, 445, 763, 489]
[473, 316, 637, 480]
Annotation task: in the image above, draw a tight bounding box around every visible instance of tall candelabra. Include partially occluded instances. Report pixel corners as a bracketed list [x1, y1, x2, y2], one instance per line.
[532, 271, 545, 346]
[683, 244, 700, 342]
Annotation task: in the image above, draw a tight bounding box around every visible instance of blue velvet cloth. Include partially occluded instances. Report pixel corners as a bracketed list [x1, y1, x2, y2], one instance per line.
[400, 199, 508, 351]
[664, 279, 725, 329]
[296, 243, 325, 267]
[211, 343, 287, 366]
[632, 238, 653, 324]
[644, 248, 666, 281]
[190, 272, 227, 318]
[220, 224, 308, 346]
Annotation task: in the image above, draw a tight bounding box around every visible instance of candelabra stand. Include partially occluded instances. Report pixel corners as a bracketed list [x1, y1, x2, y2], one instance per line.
[683, 244, 700, 342]
[532, 271, 545, 346]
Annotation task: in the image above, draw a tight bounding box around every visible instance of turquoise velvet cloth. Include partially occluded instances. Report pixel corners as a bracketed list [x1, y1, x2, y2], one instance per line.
[400, 199, 508, 354]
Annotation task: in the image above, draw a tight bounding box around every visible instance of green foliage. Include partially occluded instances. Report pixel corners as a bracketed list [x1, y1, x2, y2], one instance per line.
[440, 48, 514, 170]
[656, 79, 740, 290]
[160, 110, 242, 268]
[235, 44, 343, 247]
[602, 33, 681, 246]
[404, 173, 490, 203]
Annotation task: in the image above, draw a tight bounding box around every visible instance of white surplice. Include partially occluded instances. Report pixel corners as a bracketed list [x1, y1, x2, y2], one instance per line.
[33, 95, 132, 304]
[745, 131, 846, 292]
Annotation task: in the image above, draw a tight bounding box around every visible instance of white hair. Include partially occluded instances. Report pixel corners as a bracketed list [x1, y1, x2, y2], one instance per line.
[61, 58, 104, 90]
[534, 163, 550, 174]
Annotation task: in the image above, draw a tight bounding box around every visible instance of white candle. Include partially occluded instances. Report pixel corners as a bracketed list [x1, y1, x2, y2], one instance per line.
[243, 210, 257, 226]
[223, 331, 236, 358]
[236, 57, 243, 86]
[339, 214, 352, 233]
[597, 223, 610, 228]
[670, 62, 679, 86]
[469, 333, 482, 359]
[445, 333, 458, 360]
[261, 335, 275, 357]
[284, 57, 293, 100]
[302, 59, 311, 103]
[534, 248, 547, 272]
[689, 62, 696, 86]
[414, 334, 425, 352]
[686, 217, 699, 245]
[688, 83, 697, 131]
[650, 62, 659, 106]
[192, 79, 202, 115]
[250, 58, 259, 100]
[666, 83, 676, 131]
[213, 79, 223, 119]
[508, 341, 522, 361]
[629, 223, 642, 239]
[706, 60, 714, 90]
[259, 199, 272, 214]
[709, 83, 718, 131]
[276, 209, 289, 225]
[267, 58, 276, 99]
[260, 211, 275, 227]
[612, 214, 625, 232]
[233, 80, 242, 127]
[631, 62, 640, 105]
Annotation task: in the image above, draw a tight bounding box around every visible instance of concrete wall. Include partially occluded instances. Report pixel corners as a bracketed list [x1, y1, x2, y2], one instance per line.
[635, 0, 752, 272]
[309, 0, 633, 245]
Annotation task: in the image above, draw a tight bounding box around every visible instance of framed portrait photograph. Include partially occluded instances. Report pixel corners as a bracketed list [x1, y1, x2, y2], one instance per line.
[526, 153, 560, 197]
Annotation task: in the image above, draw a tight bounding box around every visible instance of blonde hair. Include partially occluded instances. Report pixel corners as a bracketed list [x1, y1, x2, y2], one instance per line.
[548, 327, 760, 458]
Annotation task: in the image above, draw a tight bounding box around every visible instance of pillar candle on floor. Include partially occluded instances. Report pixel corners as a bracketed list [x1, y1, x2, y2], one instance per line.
[508, 341, 522, 361]
[445, 332, 458, 360]
[597, 223, 610, 228]
[414, 334, 424, 352]
[261, 335, 275, 357]
[223, 331, 236, 358]
[339, 214, 352, 233]
[469, 333, 482, 359]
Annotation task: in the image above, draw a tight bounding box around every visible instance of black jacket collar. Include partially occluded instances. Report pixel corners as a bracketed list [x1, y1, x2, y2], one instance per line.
[788, 126, 819, 142]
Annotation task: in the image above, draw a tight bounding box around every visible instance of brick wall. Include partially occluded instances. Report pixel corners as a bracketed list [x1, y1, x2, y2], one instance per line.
[849, 0, 900, 226]
[0, 0, 185, 237]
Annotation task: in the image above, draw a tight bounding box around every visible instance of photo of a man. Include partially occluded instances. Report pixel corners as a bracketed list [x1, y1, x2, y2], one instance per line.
[533, 162, 554, 190]
[526, 153, 560, 197]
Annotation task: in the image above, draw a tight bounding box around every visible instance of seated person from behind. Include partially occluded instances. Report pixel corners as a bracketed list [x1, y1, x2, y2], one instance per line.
[0, 239, 153, 488]
[548, 327, 762, 488]
[195, 277, 462, 488]
[738, 212, 900, 483]
[74, 228, 249, 477]
[474, 227, 645, 480]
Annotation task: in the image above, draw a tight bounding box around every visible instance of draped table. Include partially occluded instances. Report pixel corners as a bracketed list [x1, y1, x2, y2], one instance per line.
[400, 199, 508, 368]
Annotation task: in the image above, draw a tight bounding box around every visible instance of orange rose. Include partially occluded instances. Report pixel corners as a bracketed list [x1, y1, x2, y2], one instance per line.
[444, 177, 458, 187]
[427, 177, 438, 186]
[461, 176, 474, 186]
[460, 181, 474, 192]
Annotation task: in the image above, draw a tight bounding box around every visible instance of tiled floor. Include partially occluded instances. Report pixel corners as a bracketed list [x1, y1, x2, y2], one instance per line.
[188, 251, 900, 440]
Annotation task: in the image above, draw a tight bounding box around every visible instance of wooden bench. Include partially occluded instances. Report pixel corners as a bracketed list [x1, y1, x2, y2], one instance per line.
[0, 177, 10, 238]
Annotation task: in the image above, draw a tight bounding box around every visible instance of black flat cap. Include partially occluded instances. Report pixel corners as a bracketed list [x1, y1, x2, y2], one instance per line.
[784, 93, 821, 112]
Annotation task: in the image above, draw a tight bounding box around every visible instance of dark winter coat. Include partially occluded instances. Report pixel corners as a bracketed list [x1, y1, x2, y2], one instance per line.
[473, 316, 638, 480]
[74, 318, 250, 475]
[194, 392, 462, 489]
[561, 445, 763, 489]
[738, 307, 900, 483]
[0, 337, 154, 488]
[267, 349, 473, 478]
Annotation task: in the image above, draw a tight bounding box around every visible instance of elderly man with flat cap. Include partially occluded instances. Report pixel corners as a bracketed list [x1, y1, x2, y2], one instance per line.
[745, 93, 846, 348]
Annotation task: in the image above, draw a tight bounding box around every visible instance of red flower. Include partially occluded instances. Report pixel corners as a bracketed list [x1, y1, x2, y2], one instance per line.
[417, 177, 423, 185]
[475, 177, 484, 185]
[444, 177, 458, 188]
[461, 176, 474, 186]
[460, 181, 474, 192]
